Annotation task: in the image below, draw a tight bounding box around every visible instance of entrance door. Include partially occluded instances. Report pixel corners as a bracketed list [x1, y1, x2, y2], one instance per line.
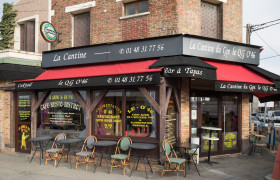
[15, 92, 31, 153]
[191, 93, 240, 155]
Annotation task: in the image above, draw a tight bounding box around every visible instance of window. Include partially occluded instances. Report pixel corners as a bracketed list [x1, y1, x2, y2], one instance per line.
[95, 90, 123, 136]
[37, 91, 86, 137]
[125, 0, 148, 16]
[74, 12, 90, 47]
[125, 90, 157, 137]
[20, 21, 35, 52]
[201, 1, 222, 39]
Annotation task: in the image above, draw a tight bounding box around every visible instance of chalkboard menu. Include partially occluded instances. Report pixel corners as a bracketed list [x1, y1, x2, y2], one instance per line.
[18, 95, 31, 122]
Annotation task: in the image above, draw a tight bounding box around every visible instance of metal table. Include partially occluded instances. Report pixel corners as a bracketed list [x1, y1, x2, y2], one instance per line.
[92, 141, 117, 173]
[201, 126, 222, 165]
[129, 143, 157, 179]
[29, 136, 53, 165]
[56, 138, 81, 168]
[175, 143, 200, 175]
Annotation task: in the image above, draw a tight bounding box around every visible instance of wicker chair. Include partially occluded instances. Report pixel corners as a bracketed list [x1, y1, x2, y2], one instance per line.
[162, 140, 186, 180]
[45, 133, 66, 166]
[110, 137, 132, 175]
[75, 135, 97, 171]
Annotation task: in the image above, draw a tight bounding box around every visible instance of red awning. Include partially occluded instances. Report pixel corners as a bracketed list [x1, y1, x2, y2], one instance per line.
[204, 60, 274, 85]
[16, 59, 161, 82]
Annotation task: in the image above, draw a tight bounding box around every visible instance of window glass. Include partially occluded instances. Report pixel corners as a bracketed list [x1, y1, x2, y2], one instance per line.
[95, 90, 122, 136]
[37, 91, 86, 137]
[166, 95, 177, 144]
[126, 90, 157, 137]
[138, 0, 148, 13]
[125, 2, 136, 16]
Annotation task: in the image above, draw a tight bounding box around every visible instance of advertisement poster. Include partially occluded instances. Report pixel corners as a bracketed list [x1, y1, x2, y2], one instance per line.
[18, 95, 31, 122]
[223, 132, 238, 150]
[126, 105, 154, 128]
[201, 133, 218, 153]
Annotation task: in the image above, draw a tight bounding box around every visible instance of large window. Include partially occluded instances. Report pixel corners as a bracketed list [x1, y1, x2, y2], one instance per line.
[125, 90, 157, 137]
[125, 0, 148, 16]
[74, 12, 90, 47]
[94, 90, 123, 136]
[38, 91, 86, 137]
[20, 21, 35, 52]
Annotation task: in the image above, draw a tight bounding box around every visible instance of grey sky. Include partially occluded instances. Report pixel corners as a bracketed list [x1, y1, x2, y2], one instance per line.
[1, 0, 280, 75]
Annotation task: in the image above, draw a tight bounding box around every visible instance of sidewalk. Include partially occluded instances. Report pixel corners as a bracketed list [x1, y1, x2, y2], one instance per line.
[0, 150, 276, 180]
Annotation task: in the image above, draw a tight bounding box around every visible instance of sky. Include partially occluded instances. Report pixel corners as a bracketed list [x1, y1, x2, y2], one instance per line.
[1, 0, 280, 75]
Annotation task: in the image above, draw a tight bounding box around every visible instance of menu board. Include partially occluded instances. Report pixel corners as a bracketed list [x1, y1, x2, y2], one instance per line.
[18, 95, 31, 122]
[126, 105, 154, 128]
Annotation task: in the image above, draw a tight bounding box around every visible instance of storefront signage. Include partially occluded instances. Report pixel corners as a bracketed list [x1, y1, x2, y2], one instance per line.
[16, 72, 160, 90]
[18, 95, 31, 122]
[40, 21, 57, 43]
[42, 35, 260, 68]
[201, 133, 218, 153]
[126, 105, 155, 128]
[163, 66, 216, 80]
[215, 81, 280, 93]
[183, 37, 260, 65]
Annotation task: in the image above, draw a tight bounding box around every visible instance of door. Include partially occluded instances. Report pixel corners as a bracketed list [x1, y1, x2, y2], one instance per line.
[191, 93, 240, 155]
[15, 92, 31, 153]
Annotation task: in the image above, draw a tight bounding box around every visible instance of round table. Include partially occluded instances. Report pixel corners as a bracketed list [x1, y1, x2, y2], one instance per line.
[201, 126, 222, 165]
[56, 138, 82, 168]
[129, 143, 157, 179]
[175, 143, 200, 175]
[92, 141, 117, 173]
[29, 136, 53, 165]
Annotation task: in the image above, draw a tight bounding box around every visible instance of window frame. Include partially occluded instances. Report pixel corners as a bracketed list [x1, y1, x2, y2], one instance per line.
[124, 0, 148, 16]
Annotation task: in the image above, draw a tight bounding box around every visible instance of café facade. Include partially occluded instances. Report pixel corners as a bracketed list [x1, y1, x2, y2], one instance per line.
[14, 34, 280, 156]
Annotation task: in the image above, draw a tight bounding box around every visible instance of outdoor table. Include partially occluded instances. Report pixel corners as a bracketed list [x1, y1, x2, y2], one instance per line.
[201, 126, 222, 165]
[129, 143, 157, 179]
[175, 143, 200, 175]
[29, 136, 53, 165]
[56, 138, 81, 168]
[92, 141, 117, 173]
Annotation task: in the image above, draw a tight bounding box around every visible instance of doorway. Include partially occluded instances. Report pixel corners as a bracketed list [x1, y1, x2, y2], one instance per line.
[190, 92, 240, 155]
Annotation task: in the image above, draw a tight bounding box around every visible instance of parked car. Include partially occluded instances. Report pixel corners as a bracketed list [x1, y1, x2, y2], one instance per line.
[251, 112, 258, 117]
[267, 110, 280, 123]
[256, 113, 268, 123]
[251, 116, 260, 130]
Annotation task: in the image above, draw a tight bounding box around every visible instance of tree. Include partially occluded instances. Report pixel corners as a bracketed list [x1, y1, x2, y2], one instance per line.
[0, 3, 17, 50]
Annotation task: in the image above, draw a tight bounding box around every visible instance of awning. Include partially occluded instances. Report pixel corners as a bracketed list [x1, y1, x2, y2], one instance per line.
[150, 56, 217, 80]
[15, 59, 162, 90]
[204, 60, 279, 93]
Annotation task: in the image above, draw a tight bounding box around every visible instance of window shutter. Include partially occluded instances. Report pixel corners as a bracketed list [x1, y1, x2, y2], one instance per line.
[74, 12, 90, 47]
[201, 2, 221, 39]
[26, 21, 35, 52]
[20, 24, 26, 51]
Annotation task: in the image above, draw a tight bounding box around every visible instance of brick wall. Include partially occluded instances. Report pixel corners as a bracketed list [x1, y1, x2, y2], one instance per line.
[241, 93, 250, 153]
[0, 80, 11, 152]
[180, 78, 190, 143]
[51, 0, 242, 50]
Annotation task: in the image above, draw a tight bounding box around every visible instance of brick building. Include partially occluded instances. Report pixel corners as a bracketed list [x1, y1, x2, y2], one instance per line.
[9, 0, 280, 159]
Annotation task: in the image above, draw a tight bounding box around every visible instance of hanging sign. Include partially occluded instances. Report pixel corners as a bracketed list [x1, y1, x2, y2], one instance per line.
[40, 21, 57, 43]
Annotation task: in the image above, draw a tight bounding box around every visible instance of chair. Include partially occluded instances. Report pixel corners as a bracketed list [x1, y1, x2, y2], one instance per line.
[110, 137, 132, 175]
[186, 148, 200, 175]
[75, 135, 97, 171]
[252, 135, 266, 156]
[162, 140, 186, 180]
[45, 133, 66, 166]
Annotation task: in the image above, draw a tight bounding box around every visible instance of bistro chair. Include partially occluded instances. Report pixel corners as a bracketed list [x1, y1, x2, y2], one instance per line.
[45, 133, 66, 166]
[110, 137, 132, 176]
[162, 140, 186, 180]
[75, 135, 97, 171]
[252, 134, 266, 156]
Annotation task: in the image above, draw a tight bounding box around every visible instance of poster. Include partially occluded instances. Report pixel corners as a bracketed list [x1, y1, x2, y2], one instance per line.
[223, 132, 238, 150]
[18, 95, 31, 122]
[201, 133, 218, 153]
[126, 105, 154, 128]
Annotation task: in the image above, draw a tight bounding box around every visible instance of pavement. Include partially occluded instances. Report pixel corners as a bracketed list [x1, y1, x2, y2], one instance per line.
[0, 149, 277, 180]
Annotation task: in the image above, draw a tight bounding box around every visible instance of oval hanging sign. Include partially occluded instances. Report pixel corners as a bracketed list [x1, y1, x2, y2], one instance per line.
[40, 21, 57, 43]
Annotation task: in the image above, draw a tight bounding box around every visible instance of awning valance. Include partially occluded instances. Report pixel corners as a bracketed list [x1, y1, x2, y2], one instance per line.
[15, 59, 162, 90]
[204, 60, 279, 93]
[150, 56, 217, 80]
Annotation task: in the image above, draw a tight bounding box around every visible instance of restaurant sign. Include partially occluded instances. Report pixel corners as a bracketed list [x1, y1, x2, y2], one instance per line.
[16, 72, 160, 90]
[40, 21, 57, 43]
[163, 66, 216, 80]
[42, 35, 260, 68]
[215, 81, 279, 93]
